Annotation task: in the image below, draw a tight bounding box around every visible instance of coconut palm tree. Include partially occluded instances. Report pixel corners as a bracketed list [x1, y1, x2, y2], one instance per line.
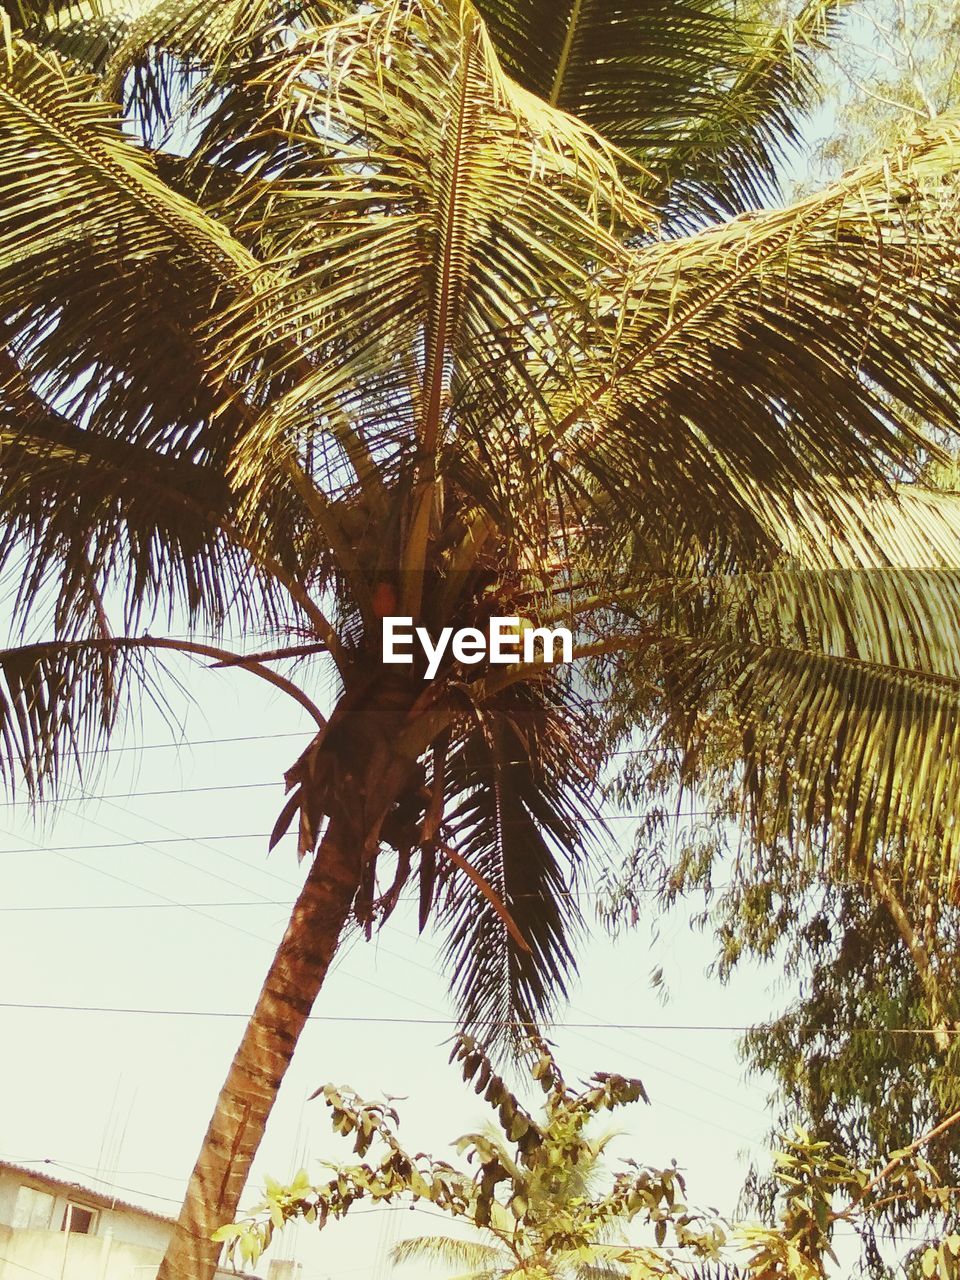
[6, 2, 960, 1278]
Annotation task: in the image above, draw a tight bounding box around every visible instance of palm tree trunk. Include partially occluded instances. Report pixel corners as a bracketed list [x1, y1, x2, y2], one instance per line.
[156, 818, 361, 1280]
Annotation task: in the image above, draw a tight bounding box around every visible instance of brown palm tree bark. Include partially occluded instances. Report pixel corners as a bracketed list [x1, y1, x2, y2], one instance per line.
[156, 818, 361, 1280]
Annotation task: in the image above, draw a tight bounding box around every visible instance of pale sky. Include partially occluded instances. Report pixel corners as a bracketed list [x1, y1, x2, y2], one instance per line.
[0, 649, 792, 1280]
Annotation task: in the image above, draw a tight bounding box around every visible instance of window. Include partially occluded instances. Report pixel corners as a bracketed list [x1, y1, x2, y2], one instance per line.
[61, 1203, 98, 1235]
[12, 1186, 54, 1230]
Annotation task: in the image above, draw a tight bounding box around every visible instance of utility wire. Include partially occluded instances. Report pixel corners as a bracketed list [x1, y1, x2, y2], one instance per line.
[0, 888, 652, 910]
[0, 780, 724, 819]
[8, 1160, 182, 1205]
[0, 827, 451, 1016]
[1, 1000, 956, 1035]
[58, 732, 669, 760]
[3, 1157, 185, 1184]
[0, 833, 289, 854]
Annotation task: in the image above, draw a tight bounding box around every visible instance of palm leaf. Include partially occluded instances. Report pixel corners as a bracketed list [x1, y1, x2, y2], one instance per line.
[0, 397, 266, 634]
[14, 5, 135, 76]
[0, 33, 263, 463]
[0, 631, 328, 800]
[0, 36, 335, 790]
[439, 680, 601, 1051]
[561, 113, 960, 556]
[391, 1236, 507, 1272]
[0, 637, 148, 798]
[600, 481, 960, 896]
[0, 36, 332, 615]
[618, 595, 960, 893]
[643, 0, 859, 223]
[725, 640, 960, 891]
[100, 0, 338, 142]
[475, 0, 854, 221]
[472, 0, 739, 167]
[207, 0, 650, 533]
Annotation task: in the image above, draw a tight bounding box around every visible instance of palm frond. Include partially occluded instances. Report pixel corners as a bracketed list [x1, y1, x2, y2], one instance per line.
[205, 0, 650, 534]
[643, 0, 859, 224]
[0, 37, 330, 632]
[472, 0, 738, 170]
[100, 0, 339, 143]
[391, 1236, 507, 1272]
[0, 631, 325, 800]
[13, 4, 135, 76]
[566, 114, 960, 556]
[474, 0, 854, 222]
[734, 641, 960, 892]
[0, 399, 265, 635]
[602, 479, 960, 899]
[0, 637, 148, 799]
[439, 680, 601, 1052]
[633, 622, 960, 897]
[778, 484, 960, 572]
[0, 32, 261, 461]
[707, 485, 960, 679]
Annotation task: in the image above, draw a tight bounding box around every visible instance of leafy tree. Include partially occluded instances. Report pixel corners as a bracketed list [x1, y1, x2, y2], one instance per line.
[387, 1123, 630, 1280]
[599, 737, 960, 1267]
[7, 2, 960, 1278]
[215, 1037, 728, 1276]
[223, 1038, 960, 1280]
[796, 1, 960, 183]
[736, 878, 960, 1270]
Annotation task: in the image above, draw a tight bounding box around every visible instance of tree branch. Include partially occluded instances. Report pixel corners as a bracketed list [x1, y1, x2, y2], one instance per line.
[18, 635, 328, 730]
[870, 867, 953, 1051]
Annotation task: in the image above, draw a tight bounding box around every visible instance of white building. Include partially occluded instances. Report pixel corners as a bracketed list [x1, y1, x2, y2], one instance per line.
[0, 1161, 295, 1280]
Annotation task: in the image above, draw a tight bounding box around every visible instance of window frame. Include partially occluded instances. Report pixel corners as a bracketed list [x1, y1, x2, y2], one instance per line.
[60, 1201, 99, 1236]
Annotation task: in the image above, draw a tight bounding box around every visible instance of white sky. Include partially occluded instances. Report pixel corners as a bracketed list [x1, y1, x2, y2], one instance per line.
[0, 651, 794, 1280]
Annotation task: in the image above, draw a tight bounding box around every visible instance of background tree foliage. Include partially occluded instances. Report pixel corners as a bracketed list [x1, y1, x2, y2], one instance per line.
[812, 1, 960, 179]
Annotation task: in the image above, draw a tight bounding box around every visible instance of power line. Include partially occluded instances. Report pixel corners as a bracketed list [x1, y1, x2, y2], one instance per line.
[0, 833, 287, 855]
[14, 1161, 182, 1205]
[0, 1000, 956, 1036]
[60, 734, 669, 761]
[561, 1020, 760, 1118]
[85, 791, 303, 893]
[4, 1157, 185, 1184]
[0, 780, 286, 804]
[69, 731, 309, 756]
[0, 821, 283, 949]
[0, 900, 296, 912]
[0, 888, 636, 911]
[0, 780, 724, 821]
[0, 742, 700, 810]
[0, 828, 451, 1016]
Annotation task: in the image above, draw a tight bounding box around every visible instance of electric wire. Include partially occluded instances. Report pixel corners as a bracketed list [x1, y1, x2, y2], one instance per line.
[0, 1000, 954, 1035]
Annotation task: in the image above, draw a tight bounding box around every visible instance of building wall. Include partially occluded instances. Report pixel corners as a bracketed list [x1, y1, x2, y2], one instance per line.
[0, 1226, 167, 1280]
[0, 1169, 254, 1280]
[0, 1167, 171, 1253]
[0, 1175, 20, 1226]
